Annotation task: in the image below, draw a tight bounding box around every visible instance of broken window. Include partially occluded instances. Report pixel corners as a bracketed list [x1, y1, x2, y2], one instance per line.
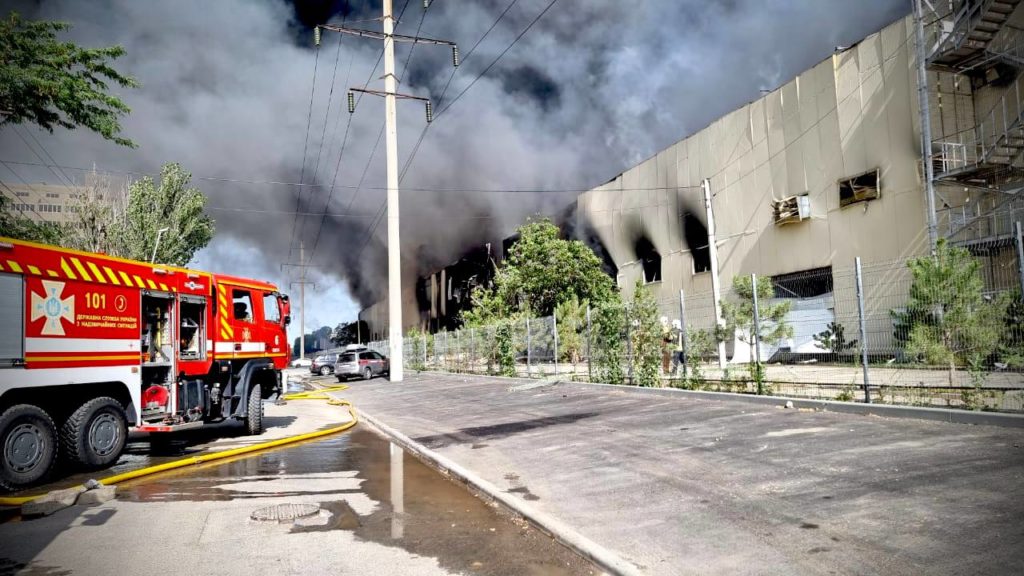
[773, 194, 811, 225]
[839, 170, 879, 208]
[683, 212, 711, 273]
[771, 267, 833, 298]
[635, 237, 661, 283]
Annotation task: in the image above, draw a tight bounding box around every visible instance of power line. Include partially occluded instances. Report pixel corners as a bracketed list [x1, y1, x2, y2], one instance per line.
[0, 158, 703, 194]
[305, 0, 424, 268]
[397, 0, 521, 185]
[205, 204, 504, 219]
[0, 166, 52, 223]
[12, 126, 76, 190]
[286, 31, 323, 264]
[353, 0, 560, 264]
[434, 0, 559, 120]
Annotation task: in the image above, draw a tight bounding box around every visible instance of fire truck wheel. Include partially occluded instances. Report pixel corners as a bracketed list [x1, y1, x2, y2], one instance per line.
[61, 397, 127, 469]
[245, 385, 264, 436]
[0, 404, 58, 490]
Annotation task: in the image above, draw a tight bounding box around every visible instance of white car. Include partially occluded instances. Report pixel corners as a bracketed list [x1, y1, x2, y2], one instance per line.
[290, 357, 313, 368]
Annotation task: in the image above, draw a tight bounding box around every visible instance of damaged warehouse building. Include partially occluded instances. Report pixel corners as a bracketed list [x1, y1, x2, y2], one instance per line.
[361, 4, 1024, 362]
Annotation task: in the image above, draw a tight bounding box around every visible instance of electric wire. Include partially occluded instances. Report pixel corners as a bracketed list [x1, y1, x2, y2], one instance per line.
[286, 35, 323, 263]
[301, 0, 425, 264]
[0, 159, 701, 194]
[353, 0, 559, 262]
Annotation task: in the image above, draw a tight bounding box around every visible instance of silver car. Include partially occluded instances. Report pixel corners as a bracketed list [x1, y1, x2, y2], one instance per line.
[335, 349, 389, 381]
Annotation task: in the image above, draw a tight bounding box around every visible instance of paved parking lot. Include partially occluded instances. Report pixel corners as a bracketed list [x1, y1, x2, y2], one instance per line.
[334, 373, 1024, 575]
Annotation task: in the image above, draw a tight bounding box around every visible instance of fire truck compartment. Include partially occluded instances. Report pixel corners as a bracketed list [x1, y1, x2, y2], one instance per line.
[141, 293, 175, 420]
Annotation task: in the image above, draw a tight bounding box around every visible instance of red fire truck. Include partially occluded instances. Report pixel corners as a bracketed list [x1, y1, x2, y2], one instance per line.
[0, 237, 292, 490]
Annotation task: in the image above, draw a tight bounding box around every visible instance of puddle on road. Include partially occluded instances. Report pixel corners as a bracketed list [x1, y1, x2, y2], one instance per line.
[3, 381, 312, 501]
[115, 428, 599, 576]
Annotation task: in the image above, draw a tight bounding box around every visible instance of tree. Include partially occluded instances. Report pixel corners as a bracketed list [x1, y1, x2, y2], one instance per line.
[627, 280, 662, 387]
[112, 163, 214, 266]
[721, 274, 793, 392]
[63, 177, 122, 254]
[331, 321, 368, 346]
[555, 295, 587, 369]
[465, 219, 616, 322]
[0, 12, 138, 147]
[0, 195, 65, 244]
[894, 239, 1009, 383]
[813, 322, 858, 355]
[591, 296, 626, 385]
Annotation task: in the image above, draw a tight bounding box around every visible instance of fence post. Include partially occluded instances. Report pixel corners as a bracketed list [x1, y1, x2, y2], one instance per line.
[526, 316, 532, 377]
[553, 312, 559, 378]
[1015, 221, 1024, 295]
[679, 289, 687, 378]
[470, 327, 476, 374]
[751, 274, 763, 395]
[455, 330, 461, 373]
[586, 306, 593, 383]
[855, 257, 871, 403]
[423, 334, 428, 371]
[626, 317, 633, 385]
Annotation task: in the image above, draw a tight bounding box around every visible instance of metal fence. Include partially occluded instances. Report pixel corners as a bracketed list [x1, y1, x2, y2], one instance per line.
[367, 230, 1024, 413]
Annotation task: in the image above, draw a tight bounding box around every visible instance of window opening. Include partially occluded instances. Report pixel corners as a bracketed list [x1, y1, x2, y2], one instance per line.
[839, 170, 879, 208]
[634, 237, 661, 283]
[683, 212, 711, 273]
[263, 292, 281, 323]
[232, 289, 254, 323]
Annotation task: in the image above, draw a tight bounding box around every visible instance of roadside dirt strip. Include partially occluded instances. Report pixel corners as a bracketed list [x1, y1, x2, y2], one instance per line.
[330, 373, 1024, 576]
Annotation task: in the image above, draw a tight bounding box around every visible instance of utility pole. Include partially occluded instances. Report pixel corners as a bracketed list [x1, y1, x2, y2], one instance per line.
[318, 3, 458, 382]
[703, 178, 727, 369]
[282, 242, 316, 360]
[913, 0, 939, 253]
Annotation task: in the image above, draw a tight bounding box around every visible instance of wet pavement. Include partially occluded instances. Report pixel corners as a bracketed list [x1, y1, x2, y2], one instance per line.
[1, 423, 601, 575]
[3, 376, 321, 500]
[335, 373, 1024, 575]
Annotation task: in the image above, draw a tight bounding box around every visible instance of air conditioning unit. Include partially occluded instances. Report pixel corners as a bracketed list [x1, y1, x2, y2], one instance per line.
[772, 194, 811, 225]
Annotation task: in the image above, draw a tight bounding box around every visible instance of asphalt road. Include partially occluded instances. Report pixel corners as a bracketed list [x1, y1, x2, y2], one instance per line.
[1, 385, 600, 576]
[333, 373, 1024, 575]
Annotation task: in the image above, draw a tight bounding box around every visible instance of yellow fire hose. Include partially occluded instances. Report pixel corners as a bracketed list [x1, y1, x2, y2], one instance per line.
[0, 383, 355, 508]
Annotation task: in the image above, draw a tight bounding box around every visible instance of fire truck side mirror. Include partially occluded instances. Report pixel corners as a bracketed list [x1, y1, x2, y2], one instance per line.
[284, 314, 291, 326]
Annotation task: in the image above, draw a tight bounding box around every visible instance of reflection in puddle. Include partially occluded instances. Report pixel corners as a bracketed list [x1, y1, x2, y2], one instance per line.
[391, 441, 404, 540]
[118, 429, 598, 576]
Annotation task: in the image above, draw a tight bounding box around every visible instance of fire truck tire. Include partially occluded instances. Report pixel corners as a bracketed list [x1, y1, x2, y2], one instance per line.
[61, 397, 127, 469]
[0, 404, 58, 491]
[245, 385, 264, 436]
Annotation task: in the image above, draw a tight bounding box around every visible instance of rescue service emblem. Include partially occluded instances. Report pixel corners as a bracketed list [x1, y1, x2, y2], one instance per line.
[31, 280, 75, 336]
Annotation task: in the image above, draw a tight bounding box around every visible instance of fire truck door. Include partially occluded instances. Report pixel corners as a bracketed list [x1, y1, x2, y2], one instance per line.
[260, 291, 285, 357]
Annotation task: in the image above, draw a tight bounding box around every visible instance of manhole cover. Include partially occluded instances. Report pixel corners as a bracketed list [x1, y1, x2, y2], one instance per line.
[251, 503, 321, 523]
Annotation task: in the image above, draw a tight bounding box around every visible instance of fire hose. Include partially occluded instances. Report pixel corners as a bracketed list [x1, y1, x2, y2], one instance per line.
[0, 383, 356, 508]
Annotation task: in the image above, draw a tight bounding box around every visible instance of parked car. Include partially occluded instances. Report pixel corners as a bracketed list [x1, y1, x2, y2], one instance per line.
[290, 357, 312, 368]
[335, 349, 389, 381]
[310, 354, 338, 376]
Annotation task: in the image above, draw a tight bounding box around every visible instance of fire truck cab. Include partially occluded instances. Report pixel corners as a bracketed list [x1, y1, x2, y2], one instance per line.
[0, 238, 291, 490]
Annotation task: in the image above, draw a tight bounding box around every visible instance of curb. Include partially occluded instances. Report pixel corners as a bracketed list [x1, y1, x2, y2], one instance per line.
[578, 382, 1024, 428]
[355, 408, 643, 576]
[407, 371, 1024, 428]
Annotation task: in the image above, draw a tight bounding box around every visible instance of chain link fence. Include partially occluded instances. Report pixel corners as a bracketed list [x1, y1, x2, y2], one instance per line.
[365, 230, 1024, 413]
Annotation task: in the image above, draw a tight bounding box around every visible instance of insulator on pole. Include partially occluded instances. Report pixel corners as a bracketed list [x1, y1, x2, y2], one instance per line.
[313, 26, 321, 46]
[451, 45, 460, 67]
[423, 0, 430, 8]
[347, 91, 356, 114]
[425, 101, 433, 123]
